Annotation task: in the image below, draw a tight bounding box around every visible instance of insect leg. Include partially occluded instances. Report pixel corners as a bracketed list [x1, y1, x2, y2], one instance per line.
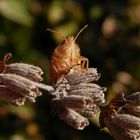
[55, 61, 70, 74]
[79, 56, 89, 69]
[85, 58, 89, 68]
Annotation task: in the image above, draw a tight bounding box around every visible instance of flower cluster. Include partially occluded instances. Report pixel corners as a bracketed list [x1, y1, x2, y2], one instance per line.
[51, 68, 106, 130]
[0, 53, 53, 106]
[100, 92, 140, 140]
[0, 53, 139, 140]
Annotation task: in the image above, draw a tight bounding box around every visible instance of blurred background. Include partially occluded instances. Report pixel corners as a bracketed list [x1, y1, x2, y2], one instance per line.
[0, 0, 140, 140]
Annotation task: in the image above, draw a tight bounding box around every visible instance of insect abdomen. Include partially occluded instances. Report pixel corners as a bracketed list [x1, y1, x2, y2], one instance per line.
[50, 55, 71, 83]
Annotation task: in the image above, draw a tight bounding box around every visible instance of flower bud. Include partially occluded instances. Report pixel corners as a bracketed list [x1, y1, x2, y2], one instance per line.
[5, 63, 43, 82]
[65, 68, 100, 85]
[113, 114, 140, 130]
[68, 83, 106, 104]
[61, 95, 94, 109]
[51, 68, 106, 129]
[0, 85, 26, 106]
[0, 73, 42, 102]
[58, 107, 89, 130]
[99, 92, 140, 140]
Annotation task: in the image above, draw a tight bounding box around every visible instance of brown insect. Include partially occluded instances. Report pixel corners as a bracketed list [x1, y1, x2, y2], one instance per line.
[47, 25, 89, 83]
[0, 53, 12, 73]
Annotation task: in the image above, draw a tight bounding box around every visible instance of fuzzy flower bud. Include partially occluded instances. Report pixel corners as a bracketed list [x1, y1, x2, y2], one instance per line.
[65, 68, 100, 85]
[0, 53, 54, 106]
[51, 68, 106, 130]
[61, 95, 95, 109]
[58, 107, 89, 130]
[99, 92, 140, 140]
[0, 73, 42, 102]
[68, 83, 106, 105]
[0, 85, 26, 106]
[5, 63, 43, 82]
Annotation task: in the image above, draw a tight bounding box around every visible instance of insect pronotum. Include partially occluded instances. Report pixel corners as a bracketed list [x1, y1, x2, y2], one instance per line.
[47, 25, 89, 83]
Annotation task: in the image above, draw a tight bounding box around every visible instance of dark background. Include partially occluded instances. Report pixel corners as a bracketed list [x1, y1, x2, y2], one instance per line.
[0, 0, 140, 139]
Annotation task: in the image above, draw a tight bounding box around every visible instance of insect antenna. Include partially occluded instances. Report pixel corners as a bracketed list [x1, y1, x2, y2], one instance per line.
[73, 25, 88, 43]
[47, 28, 67, 42]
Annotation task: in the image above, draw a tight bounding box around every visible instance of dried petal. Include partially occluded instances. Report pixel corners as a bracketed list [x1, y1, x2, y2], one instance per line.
[58, 107, 89, 130]
[5, 63, 43, 82]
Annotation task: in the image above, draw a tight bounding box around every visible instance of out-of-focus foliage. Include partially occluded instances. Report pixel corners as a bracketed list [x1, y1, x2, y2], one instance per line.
[0, 0, 140, 140]
[0, 0, 33, 27]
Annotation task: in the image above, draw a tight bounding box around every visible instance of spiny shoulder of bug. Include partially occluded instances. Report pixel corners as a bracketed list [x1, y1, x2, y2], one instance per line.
[59, 36, 80, 49]
[53, 36, 81, 58]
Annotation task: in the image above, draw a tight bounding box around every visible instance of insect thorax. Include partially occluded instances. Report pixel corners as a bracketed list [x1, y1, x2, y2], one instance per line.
[58, 36, 81, 57]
